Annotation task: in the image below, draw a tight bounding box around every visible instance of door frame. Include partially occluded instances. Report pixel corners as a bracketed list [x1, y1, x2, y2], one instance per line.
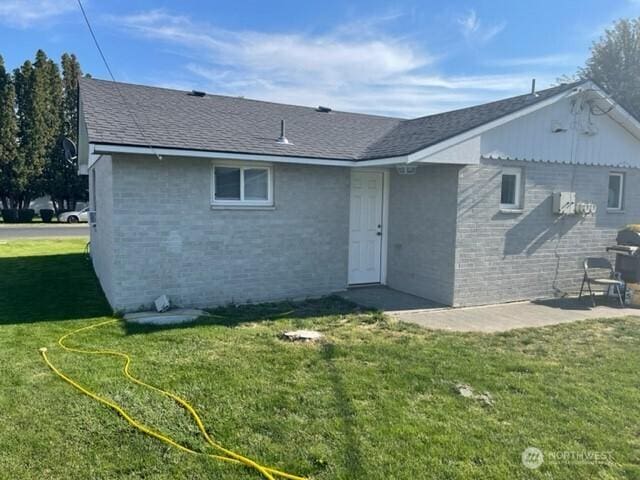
[348, 168, 390, 285]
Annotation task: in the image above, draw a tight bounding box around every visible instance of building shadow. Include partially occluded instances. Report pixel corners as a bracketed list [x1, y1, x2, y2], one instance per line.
[501, 196, 582, 257]
[0, 253, 111, 325]
[122, 295, 367, 335]
[530, 297, 592, 311]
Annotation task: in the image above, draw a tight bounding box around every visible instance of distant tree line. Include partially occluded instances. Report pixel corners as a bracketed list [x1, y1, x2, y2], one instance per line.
[0, 49, 87, 213]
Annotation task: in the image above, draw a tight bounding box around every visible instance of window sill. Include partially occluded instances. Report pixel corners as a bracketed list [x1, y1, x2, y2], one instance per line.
[210, 204, 275, 211]
[606, 209, 625, 214]
[499, 208, 524, 214]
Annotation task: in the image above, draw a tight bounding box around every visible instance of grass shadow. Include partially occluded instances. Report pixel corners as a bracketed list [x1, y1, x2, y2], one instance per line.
[321, 342, 365, 478]
[0, 253, 111, 324]
[122, 296, 369, 335]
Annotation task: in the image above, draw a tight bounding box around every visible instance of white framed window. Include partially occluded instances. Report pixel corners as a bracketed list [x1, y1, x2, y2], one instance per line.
[500, 167, 523, 210]
[211, 162, 273, 206]
[607, 172, 624, 211]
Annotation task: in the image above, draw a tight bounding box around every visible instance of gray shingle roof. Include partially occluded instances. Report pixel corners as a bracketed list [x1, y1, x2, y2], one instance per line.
[80, 78, 583, 161]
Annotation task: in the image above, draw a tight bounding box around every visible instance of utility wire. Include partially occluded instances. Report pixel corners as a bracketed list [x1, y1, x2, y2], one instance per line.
[76, 0, 162, 160]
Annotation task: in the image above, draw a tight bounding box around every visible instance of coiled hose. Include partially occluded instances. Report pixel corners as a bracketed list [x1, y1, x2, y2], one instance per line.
[40, 319, 307, 480]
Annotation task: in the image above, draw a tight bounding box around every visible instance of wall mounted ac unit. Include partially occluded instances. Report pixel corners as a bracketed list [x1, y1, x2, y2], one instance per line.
[552, 192, 576, 215]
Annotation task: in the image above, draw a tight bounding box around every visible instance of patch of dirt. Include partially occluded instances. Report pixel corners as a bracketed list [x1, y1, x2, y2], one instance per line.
[455, 383, 494, 407]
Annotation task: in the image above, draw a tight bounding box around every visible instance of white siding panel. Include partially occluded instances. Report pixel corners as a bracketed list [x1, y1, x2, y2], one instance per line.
[481, 96, 640, 168]
[416, 136, 481, 165]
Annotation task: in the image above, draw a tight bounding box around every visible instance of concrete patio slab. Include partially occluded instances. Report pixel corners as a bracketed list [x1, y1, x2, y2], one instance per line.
[338, 285, 442, 312]
[124, 308, 207, 325]
[393, 297, 640, 333]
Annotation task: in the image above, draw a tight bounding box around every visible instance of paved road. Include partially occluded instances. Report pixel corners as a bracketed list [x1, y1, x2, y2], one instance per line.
[0, 224, 89, 239]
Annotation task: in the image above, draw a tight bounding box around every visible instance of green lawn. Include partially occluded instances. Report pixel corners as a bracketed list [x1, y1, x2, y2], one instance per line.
[1, 239, 639, 479]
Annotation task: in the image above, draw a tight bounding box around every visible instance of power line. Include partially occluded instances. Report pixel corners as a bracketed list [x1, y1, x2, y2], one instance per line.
[76, 0, 162, 160]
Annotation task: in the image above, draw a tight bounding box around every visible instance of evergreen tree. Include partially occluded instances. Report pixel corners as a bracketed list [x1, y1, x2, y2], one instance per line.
[0, 56, 19, 209]
[12, 60, 32, 208]
[13, 50, 62, 208]
[581, 18, 640, 118]
[46, 53, 88, 212]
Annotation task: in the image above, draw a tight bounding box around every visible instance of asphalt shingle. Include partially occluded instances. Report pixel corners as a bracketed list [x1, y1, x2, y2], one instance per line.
[80, 78, 583, 161]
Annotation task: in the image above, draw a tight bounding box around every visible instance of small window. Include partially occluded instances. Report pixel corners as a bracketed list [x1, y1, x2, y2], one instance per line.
[607, 172, 624, 211]
[212, 164, 272, 206]
[500, 167, 523, 209]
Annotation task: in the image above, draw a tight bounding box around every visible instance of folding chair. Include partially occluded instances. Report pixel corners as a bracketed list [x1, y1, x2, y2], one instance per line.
[579, 257, 625, 307]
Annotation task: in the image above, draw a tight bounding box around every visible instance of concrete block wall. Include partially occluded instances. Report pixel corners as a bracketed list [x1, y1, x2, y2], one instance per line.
[108, 155, 350, 311]
[387, 165, 460, 305]
[452, 157, 640, 306]
[88, 155, 116, 306]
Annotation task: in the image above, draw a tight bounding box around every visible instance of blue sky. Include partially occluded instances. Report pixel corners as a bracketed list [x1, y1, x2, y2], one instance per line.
[1, 0, 639, 117]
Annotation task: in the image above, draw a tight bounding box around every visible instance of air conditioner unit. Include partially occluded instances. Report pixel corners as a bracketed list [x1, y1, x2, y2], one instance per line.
[552, 192, 576, 215]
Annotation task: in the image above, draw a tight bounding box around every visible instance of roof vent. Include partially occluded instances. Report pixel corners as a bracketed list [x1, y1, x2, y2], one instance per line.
[276, 120, 291, 145]
[530, 79, 539, 97]
[316, 106, 332, 113]
[189, 90, 206, 97]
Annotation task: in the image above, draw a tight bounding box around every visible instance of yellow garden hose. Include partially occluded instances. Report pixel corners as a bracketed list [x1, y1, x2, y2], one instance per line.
[39, 318, 306, 480]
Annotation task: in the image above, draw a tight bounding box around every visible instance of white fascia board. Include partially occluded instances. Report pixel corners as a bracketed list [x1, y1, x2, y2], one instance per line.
[584, 82, 640, 140]
[93, 143, 355, 166]
[406, 87, 583, 164]
[91, 143, 412, 167]
[88, 144, 102, 168]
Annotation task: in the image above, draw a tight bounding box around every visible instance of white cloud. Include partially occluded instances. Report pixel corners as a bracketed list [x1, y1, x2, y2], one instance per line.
[487, 53, 584, 68]
[0, 0, 76, 28]
[114, 9, 558, 117]
[457, 9, 506, 43]
[116, 10, 429, 86]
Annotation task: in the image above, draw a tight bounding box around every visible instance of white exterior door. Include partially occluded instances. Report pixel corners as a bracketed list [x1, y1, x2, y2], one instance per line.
[349, 171, 384, 284]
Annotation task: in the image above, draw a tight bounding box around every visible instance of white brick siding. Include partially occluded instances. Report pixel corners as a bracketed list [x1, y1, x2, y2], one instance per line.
[387, 165, 460, 305]
[452, 157, 640, 306]
[102, 155, 349, 311]
[88, 155, 115, 305]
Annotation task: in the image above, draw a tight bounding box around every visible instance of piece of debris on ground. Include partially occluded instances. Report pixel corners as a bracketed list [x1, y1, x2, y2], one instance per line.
[455, 383, 494, 406]
[281, 330, 324, 342]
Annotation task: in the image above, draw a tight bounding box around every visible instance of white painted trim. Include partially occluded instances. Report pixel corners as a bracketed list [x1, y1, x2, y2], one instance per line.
[92, 142, 415, 167]
[607, 172, 625, 211]
[88, 144, 102, 168]
[584, 82, 640, 140]
[93, 143, 365, 166]
[210, 161, 273, 207]
[381, 169, 390, 285]
[499, 167, 523, 210]
[407, 88, 585, 164]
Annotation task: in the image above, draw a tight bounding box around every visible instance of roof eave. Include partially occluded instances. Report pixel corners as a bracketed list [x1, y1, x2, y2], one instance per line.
[406, 82, 588, 164]
[90, 142, 414, 167]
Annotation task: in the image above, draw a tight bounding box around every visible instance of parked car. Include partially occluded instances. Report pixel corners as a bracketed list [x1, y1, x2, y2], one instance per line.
[58, 207, 90, 223]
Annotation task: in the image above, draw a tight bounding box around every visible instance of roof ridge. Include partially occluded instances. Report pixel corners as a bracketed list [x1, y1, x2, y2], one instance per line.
[80, 77, 404, 121]
[401, 80, 585, 123]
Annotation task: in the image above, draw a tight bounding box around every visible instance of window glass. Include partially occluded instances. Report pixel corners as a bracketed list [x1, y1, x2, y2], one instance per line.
[501, 174, 517, 205]
[215, 167, 241, 200]
[608, 174, 623, 209]
[244, 168, 269, 200]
